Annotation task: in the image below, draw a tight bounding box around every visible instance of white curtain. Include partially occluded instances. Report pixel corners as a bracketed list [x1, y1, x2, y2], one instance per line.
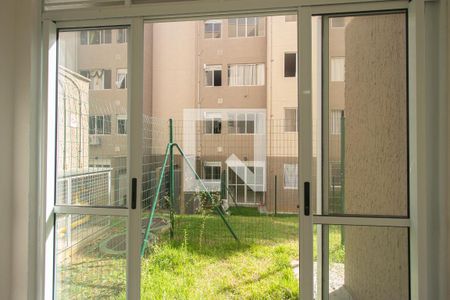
[229, 64, 264, 86]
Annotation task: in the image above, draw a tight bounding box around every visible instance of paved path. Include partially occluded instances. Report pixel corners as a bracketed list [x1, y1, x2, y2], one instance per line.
[291, 260, 352, 300]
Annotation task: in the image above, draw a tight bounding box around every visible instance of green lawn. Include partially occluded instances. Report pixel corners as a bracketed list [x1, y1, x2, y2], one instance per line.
[57, 208, 345, 299]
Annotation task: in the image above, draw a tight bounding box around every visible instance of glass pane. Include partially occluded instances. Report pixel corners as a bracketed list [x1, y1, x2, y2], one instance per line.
[325, 13, 408, 216]
[314, 225, 409, 299]
[238, 18, 246, 37]
[141, 15, 298, 298]
[56, 28, 129, 207]
[55, 214, 127, 299]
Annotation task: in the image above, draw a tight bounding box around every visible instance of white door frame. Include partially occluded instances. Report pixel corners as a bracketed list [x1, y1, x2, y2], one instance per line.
[40, 17, 143, 300]
[38, 1, 427, 299]
[298, 1, 424, 299]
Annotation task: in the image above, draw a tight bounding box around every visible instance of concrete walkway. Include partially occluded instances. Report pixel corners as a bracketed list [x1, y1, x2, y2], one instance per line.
[291, 260, 353, 300]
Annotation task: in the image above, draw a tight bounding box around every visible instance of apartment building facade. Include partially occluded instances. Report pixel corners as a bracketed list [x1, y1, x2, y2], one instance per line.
[63, 16, 346, 214]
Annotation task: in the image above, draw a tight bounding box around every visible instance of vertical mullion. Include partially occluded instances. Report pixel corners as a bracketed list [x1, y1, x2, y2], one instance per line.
[320, 15, 330, 300]
[40, 20, 57, 300]
[408, 0, 426, 299]
[127, 17, 144, 300]
[299, 6, 314, 300]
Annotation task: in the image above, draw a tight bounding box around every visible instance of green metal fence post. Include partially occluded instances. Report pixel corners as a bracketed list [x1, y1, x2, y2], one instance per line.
[340, 111, 345, 246]
[140, 144, 171, 257]
[173, 143, 239, 242]
[169, 119, 175, 239]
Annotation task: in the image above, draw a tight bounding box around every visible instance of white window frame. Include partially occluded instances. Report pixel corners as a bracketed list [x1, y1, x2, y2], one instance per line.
[330, 109, 343, 135]
[283, 163, 298, 189]
[227, 63, 265, 86]
[80, 69, 112, 90]
[204, 64, 222, 87]
[203, 161, 222, 180]
[284, 52, 297, 78]
[117, 115, 127, 135]
[203, 112, 222, 134]
[284, 107, 298, 132]
[227, 112, 257, 134]
[89, 115, 112, 135]
[37, 2, 429, 300]
[116, 68, 128, 89]
[330, 56, 345, 82]
[228, 17, 265, 38]
[80, 29, 112, 45]
[204, 19, 222, 39]
[117, 28, 128, 43]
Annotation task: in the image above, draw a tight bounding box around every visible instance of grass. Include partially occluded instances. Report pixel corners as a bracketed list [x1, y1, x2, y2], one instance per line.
[57, 207, 345, 299]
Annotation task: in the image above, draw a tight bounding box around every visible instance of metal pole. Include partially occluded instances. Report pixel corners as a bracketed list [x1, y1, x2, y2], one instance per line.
[140, 143, 171, 257]
[173, 143, 239, 242]
[274, 175, 277, 216]
[340, 111, 345, 245]
[169, 119, 175, 239]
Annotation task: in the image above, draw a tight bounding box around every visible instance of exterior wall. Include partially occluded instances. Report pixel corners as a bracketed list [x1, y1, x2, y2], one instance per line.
[198, 19, 267, 109]
[266, 16, 298, 158]
[344, 14, 409, 299]
[77, 30, 128, 159]
[151, 21, 197, 121]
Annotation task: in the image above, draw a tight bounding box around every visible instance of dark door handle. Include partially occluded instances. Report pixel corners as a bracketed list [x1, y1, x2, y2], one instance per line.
[131, 178, 137, 209]
[304, 182, 310, 216]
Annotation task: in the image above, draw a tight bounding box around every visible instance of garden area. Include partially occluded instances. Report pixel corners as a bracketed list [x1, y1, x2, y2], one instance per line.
[56, 207, 345, 299]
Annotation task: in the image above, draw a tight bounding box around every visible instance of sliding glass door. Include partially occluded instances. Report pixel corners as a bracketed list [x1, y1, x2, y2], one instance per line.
[43, 2, 417, 299]
[299, 3, 411, 299]
[45, 19, 144, 299]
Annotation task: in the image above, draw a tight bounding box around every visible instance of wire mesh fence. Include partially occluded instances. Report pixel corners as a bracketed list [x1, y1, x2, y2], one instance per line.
[140, 117, 303, 255]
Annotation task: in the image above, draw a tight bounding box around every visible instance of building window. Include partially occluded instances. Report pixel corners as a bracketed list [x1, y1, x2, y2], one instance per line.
[284, 164, 298, 189]
[205, 65, 222, 87]
[285, 15, 297, 22]
[204, 112, 222, 134]
[116, 69, 128, 89]
[228, 112, 257, 134]
[329, 161, 343, 189]
[204, 20, 222, 39]
[228, 64, 265, 86]
[330, 110, 344, 135]
[89, 115, 111, 135]
[117, 115, 127, 135]
[331, 57, 345, 82]
[228, 17, 265, 38]
[80, 30, 112, 45]
[284, 53, 297, 77]
[79, 69, 112, 90]
[331, 17, 346, 28]
[117, 28, 128, 43]
[284, 108, 297, 132]
[203, 162, 221, 180]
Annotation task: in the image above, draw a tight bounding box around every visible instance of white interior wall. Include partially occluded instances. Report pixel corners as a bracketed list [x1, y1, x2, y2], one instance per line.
[0, 0, 42, 299]
[0, 0, 17, 298]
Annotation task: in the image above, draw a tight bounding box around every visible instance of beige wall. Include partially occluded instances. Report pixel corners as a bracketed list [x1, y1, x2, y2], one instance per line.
[266, 16, 298, 158]
[199, 19, 267, 109]
[344, 13, 409, 299]
[77, 31, 129, 159]
[151, 21, 197, 120]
